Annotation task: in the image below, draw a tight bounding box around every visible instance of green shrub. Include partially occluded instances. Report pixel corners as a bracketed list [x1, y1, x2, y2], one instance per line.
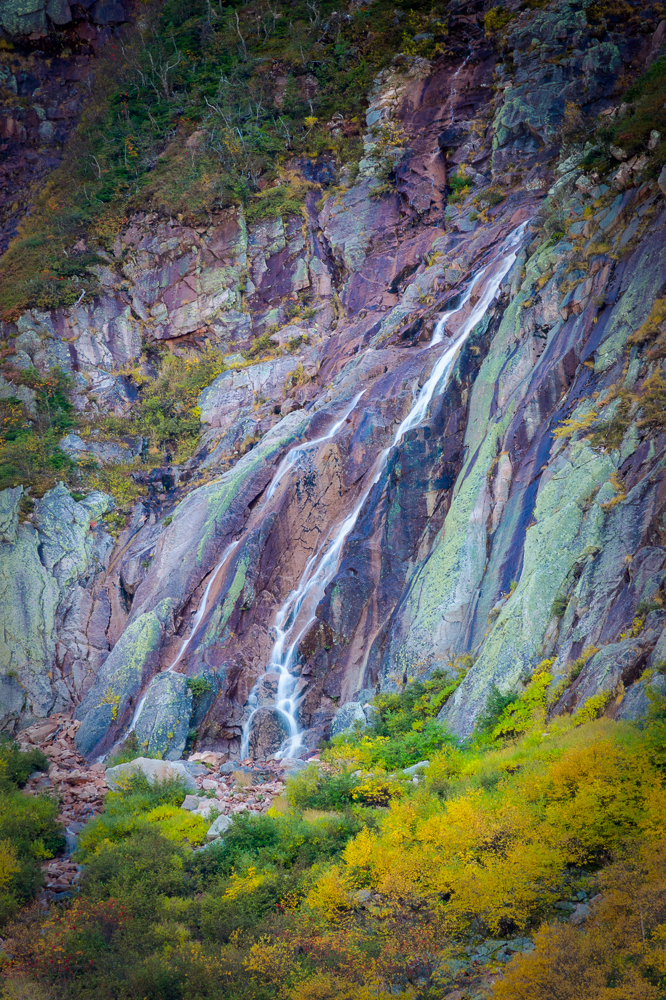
[244, 181, 310, 224]
[0, 739, 62, 923]
[598, 54, 666, 169]
[286, 764, 360, 811]
[0, 366, 77, 495]
[105, 730, 142, 767]
[475, 684, 519, 737]
[0, 738, 48, 791]
[187, 677, 213, 699]
[80, 828, 189, 917]
[0, 790, 63, 923]
[448, 166, 472, 204]
[552, 594, 569, 619]
[75, 774, 197, 861]
[484, 5, 515, 34]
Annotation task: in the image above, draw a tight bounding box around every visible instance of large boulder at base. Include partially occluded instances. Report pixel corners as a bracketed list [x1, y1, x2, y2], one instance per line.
[279, 757, 309, 777]
[132, 671, 193, 761]
[330, 701, 367, 737]
[105, 756, 196, 792]
[246, 708, 290, 759]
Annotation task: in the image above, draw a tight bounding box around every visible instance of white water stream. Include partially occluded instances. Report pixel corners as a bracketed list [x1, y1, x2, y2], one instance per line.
[128, 539, 242, 733]
[127, 401, 364, 736]
[265, 392, 365, 503]
[240, 222, 527, 759]
[447, 54, 470, 125]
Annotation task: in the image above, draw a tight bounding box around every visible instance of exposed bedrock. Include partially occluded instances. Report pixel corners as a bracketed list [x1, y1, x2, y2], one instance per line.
[2, 2, 666, 755]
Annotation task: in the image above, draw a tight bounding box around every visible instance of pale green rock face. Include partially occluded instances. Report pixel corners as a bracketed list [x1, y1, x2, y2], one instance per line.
[443, 440, 616, 737]
[130, 408, 311, 620]
[0, 486, 22, 543]
[593, 220, 666, 373]
[74, 598, 176, 757]
[0, 484, 114, 730]
[379, 302, 521, 677]
[132, 672, 193, 760]
[320, 178, 399, 275]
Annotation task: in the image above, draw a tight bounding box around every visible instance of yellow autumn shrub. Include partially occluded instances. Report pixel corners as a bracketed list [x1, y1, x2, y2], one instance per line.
[288, 971, 394, 1000]
[331, 721, 666, 934]
[244, 935, 295, 984]
[303, 867, 355, 922]
[492, 839, 666, 999]
[0, 840, 19, 888]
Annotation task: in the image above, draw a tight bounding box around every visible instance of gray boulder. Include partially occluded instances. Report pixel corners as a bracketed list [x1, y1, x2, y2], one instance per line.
[181, 794, 201, 811]
[220, 760, 240, 774]
[331, 701, 368, 737]
[105, 756, 196, 792]
[206, 813, 233, 840]
[403, 760, 430, 775]
[279, 757, 309, 777]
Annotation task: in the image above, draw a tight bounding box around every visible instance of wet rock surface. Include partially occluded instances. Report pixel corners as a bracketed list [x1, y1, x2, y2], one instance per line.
[245, 708, 290, 759]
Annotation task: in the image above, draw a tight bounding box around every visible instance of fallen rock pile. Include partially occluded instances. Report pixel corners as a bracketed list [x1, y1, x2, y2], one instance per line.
[14, 719, 322, 892]
[17, 713, 107, 901]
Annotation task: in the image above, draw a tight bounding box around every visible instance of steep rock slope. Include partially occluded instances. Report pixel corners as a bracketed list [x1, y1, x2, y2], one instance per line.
[1, 0, 665, 759]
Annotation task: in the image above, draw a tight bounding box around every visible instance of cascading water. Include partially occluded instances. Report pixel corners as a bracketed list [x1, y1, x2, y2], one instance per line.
[127, 539, 241, 733]
[265, 391, 365, 503]
[241, 221, 527, 760]
[127, 401, 364, 736]
[447, 54, 470, 125]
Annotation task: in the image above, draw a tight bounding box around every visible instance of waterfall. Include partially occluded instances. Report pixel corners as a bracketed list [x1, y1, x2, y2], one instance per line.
[447, 54, 470, 125]
[265, 391, 365, 503]
[127, 540, 241, 734]
[127, 401, 363, 737]
[241, 221, 527, 760]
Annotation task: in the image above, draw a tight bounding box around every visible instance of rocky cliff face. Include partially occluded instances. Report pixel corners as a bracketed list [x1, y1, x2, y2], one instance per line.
[2, 0, 666, 761]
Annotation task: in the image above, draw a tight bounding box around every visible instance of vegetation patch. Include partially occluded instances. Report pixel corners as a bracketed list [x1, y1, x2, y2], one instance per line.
[4, 671, 666, 999]
[0, 739, 62, 926]
[0, 0, 438, 318]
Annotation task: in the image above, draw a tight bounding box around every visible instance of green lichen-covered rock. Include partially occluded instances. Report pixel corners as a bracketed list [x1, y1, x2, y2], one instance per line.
[320, 178, 400, 274]
[74, 598, 176, 757]
[0, 484, 114, 730]
[132, 672, 193, 760]
[0, 486, 22, 543]
[105, 756, 197, 792]
[0, 0, 48, 36]
[443, 440, 616, 737]
[380, 298, 523, 678]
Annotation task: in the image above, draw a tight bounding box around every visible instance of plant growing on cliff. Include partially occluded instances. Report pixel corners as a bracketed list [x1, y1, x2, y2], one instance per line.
[0, 0, 421, 317]
[484, 6, 515, 35]
[0, 365, 78, 494]
[447, 165, 472, 204]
